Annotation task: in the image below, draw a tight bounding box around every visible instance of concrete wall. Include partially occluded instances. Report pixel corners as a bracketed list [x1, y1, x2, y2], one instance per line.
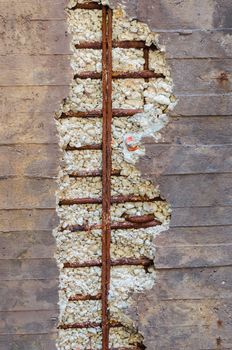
[0, 0, 232, 349]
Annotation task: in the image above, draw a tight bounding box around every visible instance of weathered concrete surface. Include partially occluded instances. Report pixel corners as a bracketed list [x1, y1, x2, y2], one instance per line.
[0, 0, 71, 349]
[0, 0, 232, 349]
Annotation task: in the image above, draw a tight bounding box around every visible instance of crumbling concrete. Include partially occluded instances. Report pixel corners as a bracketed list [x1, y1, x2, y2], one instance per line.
[54, 1, 176, 349]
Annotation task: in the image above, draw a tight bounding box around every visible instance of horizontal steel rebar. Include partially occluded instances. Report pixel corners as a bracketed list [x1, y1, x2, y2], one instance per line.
[63, 257, 153, 269]
[69, 169, 121, 178]
[63, 219, 161, 232]
[59, 109, 144, 119]
[65, 144, 102, 151]
[70, 3, 102, 10]
[59, 320, 122, 330]
[74, 70, 164, 80]
[59, 195, 163, 205]
[68, 170, 120, 177]
[123, 214, 155, 224]
[68, 293, 102, 301]
[75, 40, 158, 50]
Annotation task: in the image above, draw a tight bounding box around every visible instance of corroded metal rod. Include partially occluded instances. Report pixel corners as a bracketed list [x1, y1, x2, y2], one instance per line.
[65, 144, 102, 151]
[113, 109, 143, 117]
[69, 169, 121, 178]
[59, 195, 163, 206]
[59, 320, 122, 330]
[59, 322, 101, 330]
[59, 109, 143, 119]
[101, 6, 113, 350]
[123, 214, 155, 224]
[69, 293, 102, 301]
[69, 169, 121, 177]
[75, 40, 158, 50]
[63, 257, 153, 269]
[74, 70, 164, 79]
[64, 218, 161, 232]
[71, 2, 102, 10]
[110, 219, 161, 230]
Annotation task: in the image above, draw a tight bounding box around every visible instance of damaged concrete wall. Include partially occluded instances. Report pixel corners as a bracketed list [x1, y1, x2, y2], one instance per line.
[0, 0, 232, 350]
[55, 3, 175, 349]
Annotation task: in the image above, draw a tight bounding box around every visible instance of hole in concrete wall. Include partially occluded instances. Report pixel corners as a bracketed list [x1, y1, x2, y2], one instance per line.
[54, 1, 176, 349]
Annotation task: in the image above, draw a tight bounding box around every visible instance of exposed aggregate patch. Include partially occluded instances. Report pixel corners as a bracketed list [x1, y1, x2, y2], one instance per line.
[55, 1, 176, 349]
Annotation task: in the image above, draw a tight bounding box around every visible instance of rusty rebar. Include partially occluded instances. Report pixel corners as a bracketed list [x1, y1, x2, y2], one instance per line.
[58, 321, 101, 330]
[59, 109, 143, 119]
[63, 218, 161, 232]
[101, 7, 113, 350]
[123, 214, 155, 224]
[68, 293, 102, 301]
[75, 40, 158, 50]
[59, 195, 163, 206]
[71, 2, 102, 10]
[69, 169, 121, 178]
[65, 144, 102, 151]
[60, 110, 102, 118]
[74, 70, 164, 79]
[143, 47, 150, 87]
[110, 219, 161, 230]
[63, 257, 153, 269]
[59, 320, 122, 330]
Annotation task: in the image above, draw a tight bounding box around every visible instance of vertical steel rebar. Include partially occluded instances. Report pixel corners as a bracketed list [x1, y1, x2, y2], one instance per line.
[101, 6, 113, 350]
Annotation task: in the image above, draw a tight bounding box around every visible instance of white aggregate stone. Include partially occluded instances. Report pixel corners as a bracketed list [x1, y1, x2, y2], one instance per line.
[71, 49, 102, 73]
[113, 48, 145, 71]
[60, 176, 102, 199]
[111, 175, 159, 198]
[61, 300, 101, 324]
[54, 230, 102, 264]
[60, 267, 101, 297]
[63, 79, 102, 112]
[58, 204, 102, 227]
[149, 50, 171, 76]
[109, 327, 142, 348]
[111, 202, 171, 223]
[57, 328, 102, 350]
[112, 79, 145, 109]
[112, 7, 159, 45]
[67, 9, 102, 43]
[62, 150, 102, 173]
[57, 117, 102, 148]
[145, 78, 176, 112]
